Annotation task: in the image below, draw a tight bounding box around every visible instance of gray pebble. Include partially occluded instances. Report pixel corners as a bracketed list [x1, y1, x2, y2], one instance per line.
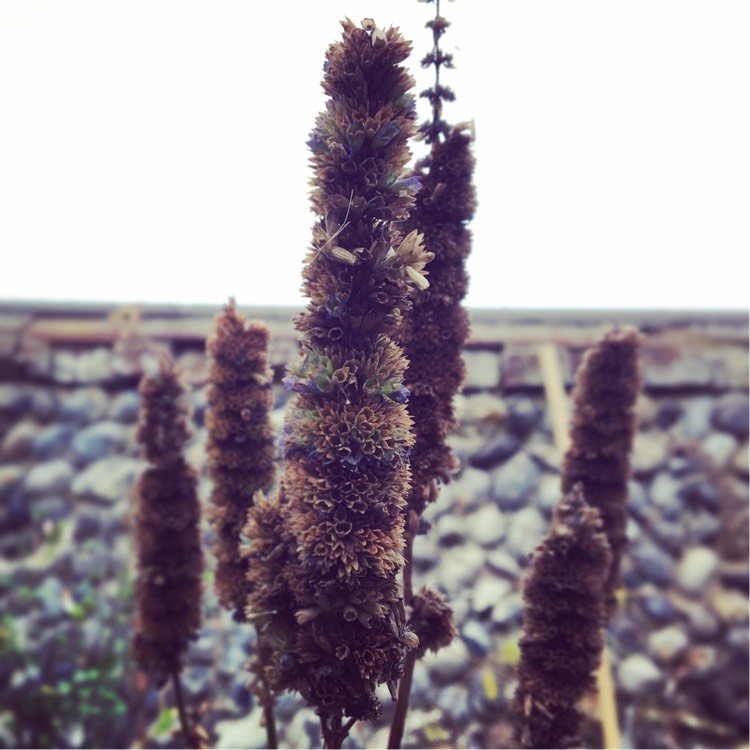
[107, 391, 141, 423]
[627, 479, 650, 521]
[435, 683, 471, 724]
[0, 464, 23, 501]
[214, 709, 268, 750]
[23, 459, 75, 497]
[679, 396, 715, 439]
[471, 575, 512, 615]
[71, 456, 143, 505]
[505, 396, 541, 436]
[423, 635, 471, 683]
[491, 592, 524, 628]
[58, 387, 110, 424]
[37, 577, 66, 622]
[71, 421, 131, 465]
[526, 439, 561, 473]
[31, 423, 75, 460]
[630, 541, 675, 587]
[631, 431, 670, 476]
[469, 432, 520, 470]
[31, 496, 73, 523]
[462, 619, 492, 658]
[536, 473, 561, 515]
[1, 420, 42, 461]
[464, 504, 507, 547]
[506, 506, 547, 562]
[676, 546, 719, 594]
[437, 544, 485, 595]
[0, 384, 31, 414]
[435, 514, 468, 548]
[617, 653, 662, 694]
[639, 593, 679, 624]
[446, 467, 492, 514]
[701, 431, 739, 467]
[649, 520, 686, 556]
[491, 451, 540, 511]
[681, 599, 721, 639]
[712, 392, 749, 437]
[648, 625, 689, 663]
[648, 472, 684, 520]
[486, 548, 521, 580]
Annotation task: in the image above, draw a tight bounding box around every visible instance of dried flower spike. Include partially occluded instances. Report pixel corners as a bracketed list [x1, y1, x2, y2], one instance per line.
[132, 357, 203, 677]
[561, 327, 641, 618]
[512, 483, 612, 749]
[262, 18, 427, 740]
[205, 299, 276, 620]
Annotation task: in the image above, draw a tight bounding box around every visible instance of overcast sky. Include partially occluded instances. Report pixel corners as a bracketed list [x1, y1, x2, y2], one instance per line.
[1, 1, 748, 311]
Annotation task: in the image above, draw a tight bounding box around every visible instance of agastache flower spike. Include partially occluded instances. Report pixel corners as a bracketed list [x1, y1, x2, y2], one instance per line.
[257, 19, 427, 745]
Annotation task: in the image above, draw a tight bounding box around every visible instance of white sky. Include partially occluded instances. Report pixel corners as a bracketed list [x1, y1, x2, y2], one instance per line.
[1, 1, 748, 311]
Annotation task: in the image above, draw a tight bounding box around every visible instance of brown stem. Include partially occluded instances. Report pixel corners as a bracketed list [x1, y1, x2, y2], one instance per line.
[253, 625, 278, 749]
[172, 672, 198, 749]
[320, 712, 354, 749]
[387, 649, 417, 749]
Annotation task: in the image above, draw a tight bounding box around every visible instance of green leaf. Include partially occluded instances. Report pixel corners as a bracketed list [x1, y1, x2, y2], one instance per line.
[153, 707, 177, 735]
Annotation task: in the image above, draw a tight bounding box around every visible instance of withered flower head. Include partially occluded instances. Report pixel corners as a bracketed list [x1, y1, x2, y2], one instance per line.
[561, 326, 641, 618]
[409, 586, 456, 659]
[205, 299, 276, 620]
[512, 483, 612, 749]
[263, 18, 426, 731]
[132, 357, 203, 676]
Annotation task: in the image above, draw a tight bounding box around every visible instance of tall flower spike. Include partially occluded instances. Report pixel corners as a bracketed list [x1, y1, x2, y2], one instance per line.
[400, 123, 475, 517]
[512, 483, 612, 749]
[132, 357, 203, 677]
[561, 327, 641, 618]
[266, 19, 428, 743]
[205, 299, 276, 620]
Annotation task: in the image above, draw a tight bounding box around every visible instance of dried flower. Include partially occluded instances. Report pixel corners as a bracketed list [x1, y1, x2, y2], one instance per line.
[258, 18, 427, 736]
[205, 299, 276, 620]
[561, 327, 641, 618]
[132, 357, 203, 676]
[512, 483, 612, 749]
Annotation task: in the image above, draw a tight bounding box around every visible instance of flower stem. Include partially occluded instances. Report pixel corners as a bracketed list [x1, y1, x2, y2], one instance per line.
[172, 671, 197, 749]
[387, 648, 417, 749]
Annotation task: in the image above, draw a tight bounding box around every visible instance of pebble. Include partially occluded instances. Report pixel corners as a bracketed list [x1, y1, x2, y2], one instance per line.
[457, 392, 506, 425]
[678, 396, 715, 439]
[712, 392, 749, 437]
[462, 350, 500, 390]
[469, 432, 520, 470]
[490, 452, 540, 511]
[36, 577, 66, 623]
[655, 400, 683, 429]
[627, 479, 650, 521]
[461, 619, 492, 658]
[437, 544, 485, 595]
[0, 420, 42, 461]
[464, 504, 507, 547]
[471, 575, 512, 615]
[467, 667, 506, 721]
[434, 514, 468, 548]
[536, 472, 561, 515]
[617, 653, 663, 694]
[648, 625, 689, 663]
[639, 593, 679, 624]
[631, 431, 670, 476]
[31, 423, 75, 460]
[435, 683, 471, 724]
[630, 541, 675, 587]
[709, 588, 749, 624]
[486, 549, 521, 579]
[676, 546, 719, 595]
[491, 592, 524, 628]
[71, 456, 143, 505]
[422, 635, 472, 683]
[635, 393, 660, 428]
[732, 441, 749, 475]
[446, 467, 491, 514]
[683, 510, 721, 545]
[648, 520, 686, 556]
[58, 387, 110, 424]
[679, 476, 720, 511]
[31, 496, 73, 523]
[702, 431, 739, 467]
[525, 439, 560, 472]
[106, 390, 141, 423]
[71, 421, 131, 465]
[506, 507, 547, 562]
[681, 600, 721, 639]
[504, 396, 541, 436]
[412, 533, 438, 572]
[214, 709, 268, 750]
[0, 465, 23, 501]
[22, 459, 75, 497]
[0, 384, 31, 414]
[648, 472, 684, 520]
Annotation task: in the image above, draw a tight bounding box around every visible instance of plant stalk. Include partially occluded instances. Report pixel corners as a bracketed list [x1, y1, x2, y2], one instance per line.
[387, 648, 417, 749]
[172, 671, 198, 749]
